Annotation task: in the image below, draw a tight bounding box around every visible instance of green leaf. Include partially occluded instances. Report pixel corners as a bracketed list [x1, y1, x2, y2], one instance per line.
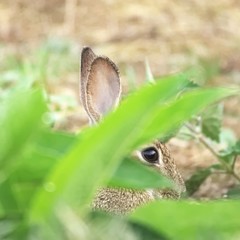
[227, 185, 240, 199]
[179, 68, 202, 88]
[218, 138, 240, 165]
[6, 130, 77, 210]
[87, 211, 167, 240]
[185, 168, 212, 196]
[138, 89, 236, 144]
[219, 149, 235, 164]
[0, 179, 20, 215]
[233, 140, 240, 155]
[108, 157, 172, 189]
[0, 89, 46, 170]
[33, 129, 77, 157]
[201, 104, 223, 142]
[219, 128, 236, 148]
[8, 129, 77, 182]
[0, 89, 47, 216]
[130, 200, 240, 240]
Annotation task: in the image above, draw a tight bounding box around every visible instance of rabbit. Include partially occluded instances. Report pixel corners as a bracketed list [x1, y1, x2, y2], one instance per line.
[80, 47, 186, 214]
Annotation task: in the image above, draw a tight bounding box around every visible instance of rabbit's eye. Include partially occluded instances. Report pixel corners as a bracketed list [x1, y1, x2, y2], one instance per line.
[141, 147, 159, 163]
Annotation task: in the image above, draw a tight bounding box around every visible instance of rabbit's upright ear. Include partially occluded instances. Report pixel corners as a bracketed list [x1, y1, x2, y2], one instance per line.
[80, 47, 97, 113]
[82, 50, 121, 123]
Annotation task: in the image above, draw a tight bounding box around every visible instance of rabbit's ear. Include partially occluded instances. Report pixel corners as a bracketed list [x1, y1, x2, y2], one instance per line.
[85, 56, 121, 123]
[80, 47, 97, 112]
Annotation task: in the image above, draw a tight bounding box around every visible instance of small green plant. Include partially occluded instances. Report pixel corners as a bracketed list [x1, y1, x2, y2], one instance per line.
[182, 103, 240, 197]
[0, 38, 78, 93]
[0, 67, 239, 239]
[1, 42, 240, 239]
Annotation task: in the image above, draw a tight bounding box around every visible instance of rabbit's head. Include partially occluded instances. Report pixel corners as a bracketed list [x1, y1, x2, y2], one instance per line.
[80, 47, 185, 214]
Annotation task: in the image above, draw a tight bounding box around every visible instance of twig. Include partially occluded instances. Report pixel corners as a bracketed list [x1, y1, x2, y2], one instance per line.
[232, 155, 238, 171]
[231, 155, 240, 182]
[185, 123, 240, 182]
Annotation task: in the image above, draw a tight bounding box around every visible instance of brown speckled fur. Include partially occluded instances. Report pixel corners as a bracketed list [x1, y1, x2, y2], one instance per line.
[154, 142, 185, 192]
[92, 188, 153, 215]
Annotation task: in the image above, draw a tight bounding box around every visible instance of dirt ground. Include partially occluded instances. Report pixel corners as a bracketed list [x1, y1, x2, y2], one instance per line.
[1, 0, 240, 198]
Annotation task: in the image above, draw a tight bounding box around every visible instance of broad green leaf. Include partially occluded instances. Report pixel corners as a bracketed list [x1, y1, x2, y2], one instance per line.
[8, 129, 77, 182]
[227, 185, 240, 199]
[0, 89, 46, 170]
[6, 130, 77, 210]
[108, 157, 172, 189]
[0, 127, 77, 221]
[0, 179, 20, 216]
[201, 104, 223, 142]
[137, 88, 237, 145]
[87, 211, 166, 240]
[0, 89, 47, 221]
[32, 129, 77, 158]
[130, 200, 240, 240]
[129, 221, 167, 240]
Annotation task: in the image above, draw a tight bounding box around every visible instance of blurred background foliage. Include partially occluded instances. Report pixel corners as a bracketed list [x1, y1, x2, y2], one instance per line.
[0, 0, 240, 239]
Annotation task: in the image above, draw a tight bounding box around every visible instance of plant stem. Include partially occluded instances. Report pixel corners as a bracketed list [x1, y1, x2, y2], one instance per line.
[232, 155, 238, 171]
[231, 155, 240, 182]
[185, 123, 240, 182]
